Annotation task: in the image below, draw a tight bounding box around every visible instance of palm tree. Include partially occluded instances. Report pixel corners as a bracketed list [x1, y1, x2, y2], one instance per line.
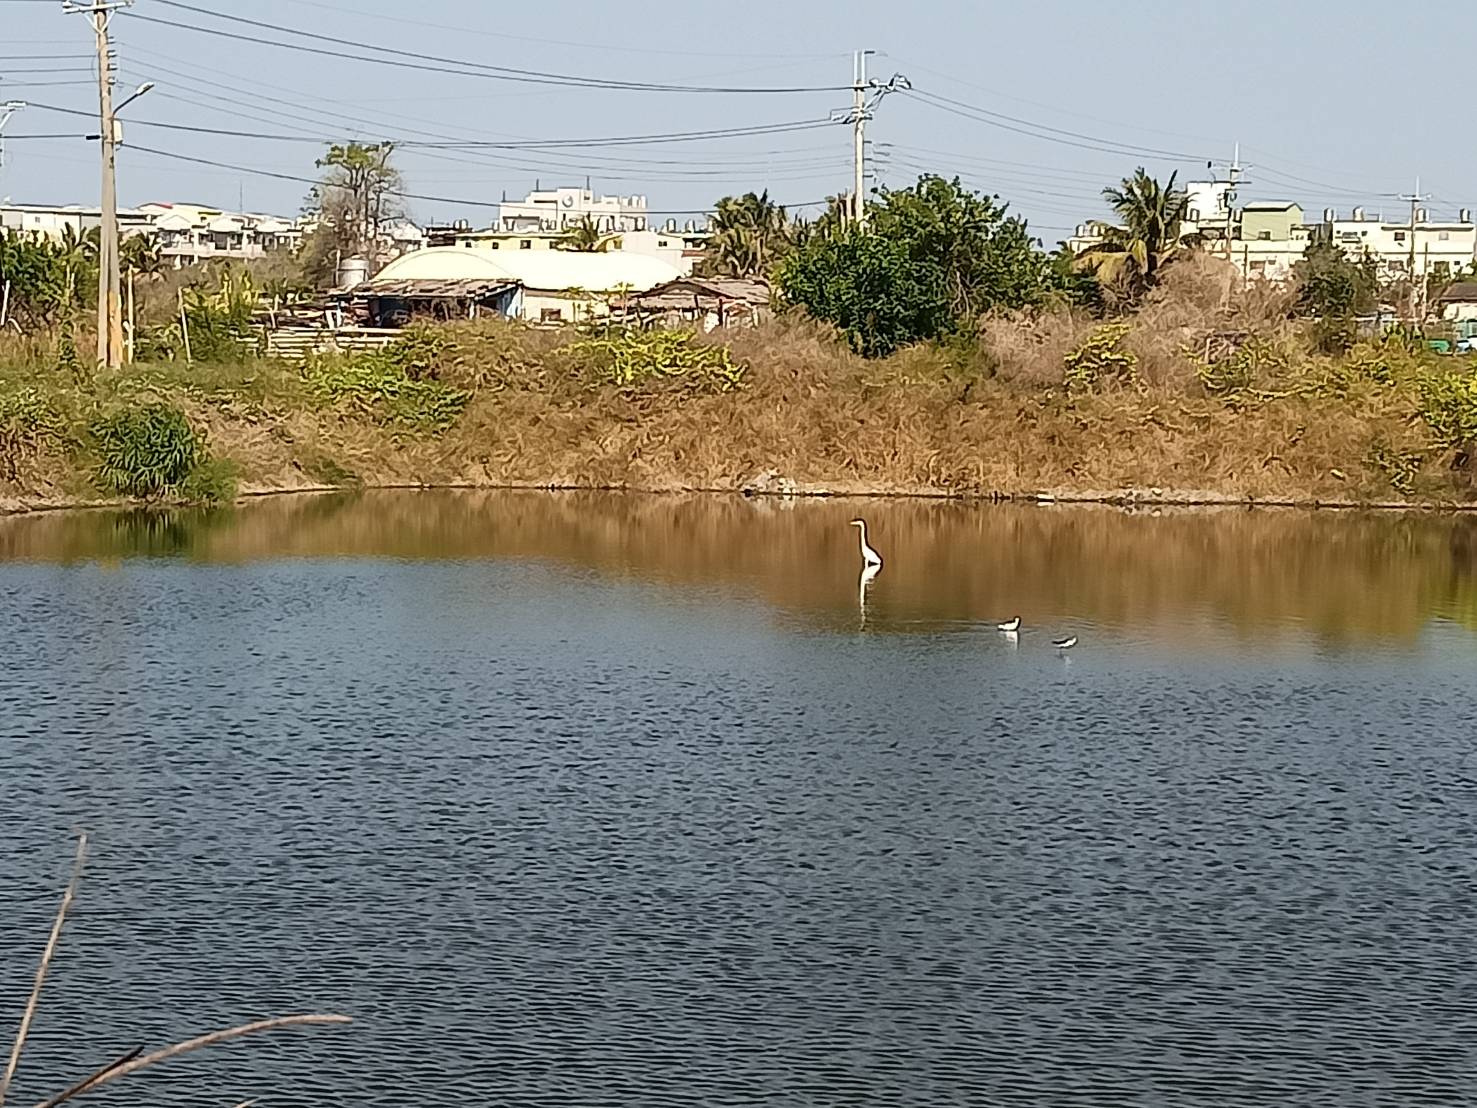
[707, 191, 789, 278]
[558, 216, 610, 253]
[1076, 169, 1191, 295]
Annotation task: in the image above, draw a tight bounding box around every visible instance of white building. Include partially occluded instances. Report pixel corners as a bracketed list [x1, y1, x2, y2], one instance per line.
[448, 226, 692, 275]
[497, 186, 648, 233]
[1317, 206, 1476, 280]
[362, 246, 680, 323]
[0, 202, 154, 239]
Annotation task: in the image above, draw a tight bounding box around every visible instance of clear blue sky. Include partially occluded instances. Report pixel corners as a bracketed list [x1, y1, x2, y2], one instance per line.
[0, 0, 1467, 243]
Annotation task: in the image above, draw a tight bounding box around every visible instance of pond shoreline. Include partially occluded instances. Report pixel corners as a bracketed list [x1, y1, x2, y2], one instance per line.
[5, 478, 1477, 518]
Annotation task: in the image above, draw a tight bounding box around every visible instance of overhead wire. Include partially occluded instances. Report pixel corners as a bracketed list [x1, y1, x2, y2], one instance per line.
[126, 1, 850, 94]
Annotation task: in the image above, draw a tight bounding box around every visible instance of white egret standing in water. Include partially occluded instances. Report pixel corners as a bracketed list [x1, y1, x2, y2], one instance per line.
[849, 519, 883, 569]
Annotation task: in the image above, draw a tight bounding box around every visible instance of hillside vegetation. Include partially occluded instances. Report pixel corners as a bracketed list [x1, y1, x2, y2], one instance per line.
[2, 255, 1476, 510]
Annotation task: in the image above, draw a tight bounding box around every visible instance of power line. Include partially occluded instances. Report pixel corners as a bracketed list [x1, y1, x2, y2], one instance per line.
[905, 88, 1209, 162]
[278, 0, 842, 62]
[27, 100, 843, 150]
[122, 141, 827, 214]
[125, 1, 850, 94]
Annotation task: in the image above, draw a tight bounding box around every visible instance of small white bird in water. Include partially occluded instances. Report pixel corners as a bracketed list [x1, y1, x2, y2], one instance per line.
[1053, 635, 1078, 651]
[997, 616, 1022, 633]
[849, 519, 883, 569]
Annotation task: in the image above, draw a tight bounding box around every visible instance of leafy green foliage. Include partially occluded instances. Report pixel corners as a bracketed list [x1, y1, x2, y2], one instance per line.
[776, 176, 1057, 356]
[705, 191, 792, 278]
[1294, 241, 1379, 354]
[1063, 323, 1138, 392]
[0, 228, 95, 326]
[1075, 169, 1190, 299]
[867, 176, 1051, 318]
[565, 326, 745, 391]
[1365, 437, 1424, 496]
[91, 403, 203, 497]
[1417, 369, 1477, 453]
[776, 225, 953, 358]
[0, 387, 63, 480]
[304, 337, 470, 433]
[137, 267, 260, 363]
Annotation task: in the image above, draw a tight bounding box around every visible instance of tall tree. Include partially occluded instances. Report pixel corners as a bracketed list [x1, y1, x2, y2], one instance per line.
[777, 175, 1055, 356]
[300, 142, 404, 287]
[868, 175, 1051, 317]
[1076, 168, 1190, 297]
[706, 191, 790, 278]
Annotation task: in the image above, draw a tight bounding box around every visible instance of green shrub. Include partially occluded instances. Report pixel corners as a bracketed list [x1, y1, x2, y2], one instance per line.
[0, 387, 64, 481]
[1365, 437, 1425, 496]
[179, 455, 241, 506]
[91, 403, 202, 497]
[1417, 369, 1477, 453]
[563, 326, 745, 391]
[1063, 323, 1137, 392]
[303, 348, 469, 433]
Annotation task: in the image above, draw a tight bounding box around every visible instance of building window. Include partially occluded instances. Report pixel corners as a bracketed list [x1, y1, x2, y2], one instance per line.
[520, 240, 532, 250]
[540, 308, 563, 323]
[1394, 231, 1407, 243]
[1439, 231, 1451, 241]
[489, 241, 500, 249]
[1257, 230, 1272, 241]
[463, 241, 473, 248]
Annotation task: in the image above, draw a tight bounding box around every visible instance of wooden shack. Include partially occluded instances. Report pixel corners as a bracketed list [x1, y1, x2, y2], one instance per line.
[628, 277, 771, 330]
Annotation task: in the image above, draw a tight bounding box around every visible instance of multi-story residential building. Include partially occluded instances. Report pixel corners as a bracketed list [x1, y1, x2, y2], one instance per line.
[1228, 202, 1312, 281]
[0, 202, 154, 239]
[497, 187, 648, 233]
[1314, 207, 1476, 279]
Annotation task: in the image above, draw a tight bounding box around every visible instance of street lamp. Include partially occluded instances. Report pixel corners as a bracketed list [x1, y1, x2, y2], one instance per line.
[114, 81, 153, 117]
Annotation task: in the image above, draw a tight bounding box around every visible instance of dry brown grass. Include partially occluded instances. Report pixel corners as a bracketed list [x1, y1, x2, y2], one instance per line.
[3, 265, 1477, 510]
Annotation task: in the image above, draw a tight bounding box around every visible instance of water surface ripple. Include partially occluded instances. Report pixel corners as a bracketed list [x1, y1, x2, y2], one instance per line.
[2, 493, 1476, 1106]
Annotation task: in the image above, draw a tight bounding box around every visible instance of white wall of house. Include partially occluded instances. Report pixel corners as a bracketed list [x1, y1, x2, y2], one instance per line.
[1323, 212, 1476, 278]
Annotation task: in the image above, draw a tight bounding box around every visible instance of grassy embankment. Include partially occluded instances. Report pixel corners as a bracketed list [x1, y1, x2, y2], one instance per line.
[3, 260, 1477, 510]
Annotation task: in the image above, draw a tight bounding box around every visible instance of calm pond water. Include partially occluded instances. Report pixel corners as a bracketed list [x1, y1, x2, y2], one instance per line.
[2, 492, 1476, 1107]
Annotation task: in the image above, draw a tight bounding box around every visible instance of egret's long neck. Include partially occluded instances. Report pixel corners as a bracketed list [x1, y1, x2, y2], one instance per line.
[856, 522, 868, 549]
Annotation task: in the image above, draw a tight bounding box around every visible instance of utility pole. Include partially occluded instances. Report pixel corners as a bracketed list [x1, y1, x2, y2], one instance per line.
[1401, 178, 1428, 326]
[835, 53, 908, 227]
[0, 101, 26, 179]
[852, 50, 868, 226]
[65, 0, 135, 368]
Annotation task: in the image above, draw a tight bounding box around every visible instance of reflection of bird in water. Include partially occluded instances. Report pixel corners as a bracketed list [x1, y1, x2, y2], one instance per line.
[858, 562, 880, 626]
[1053, 635, 1078, 651]
[849, 519, 883, 569]
[997, 616, 1021, 633]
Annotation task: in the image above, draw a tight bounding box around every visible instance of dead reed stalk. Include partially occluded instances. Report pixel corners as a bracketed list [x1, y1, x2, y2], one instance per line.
[30, 1016, 352, 1108]
[4, 837, 351, 1108]
[0, 833, 88, 1108]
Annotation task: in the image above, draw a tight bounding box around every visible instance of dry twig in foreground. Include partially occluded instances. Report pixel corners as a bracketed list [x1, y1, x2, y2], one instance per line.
[0, 834, 89, 1108]
[3, 836, 352, 1108]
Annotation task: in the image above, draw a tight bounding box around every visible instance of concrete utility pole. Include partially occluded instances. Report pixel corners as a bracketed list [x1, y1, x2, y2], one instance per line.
[65, 0, 145, 368]
[1401, 178, 1429, 326]
[836, 52, 908, 227]
[852, 50, 868, 226]
[0, 101, 26, 178]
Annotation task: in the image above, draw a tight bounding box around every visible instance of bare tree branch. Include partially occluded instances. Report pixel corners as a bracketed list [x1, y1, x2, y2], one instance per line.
[0, 833, 89, 1108]
[31, 1015, 351, 1108]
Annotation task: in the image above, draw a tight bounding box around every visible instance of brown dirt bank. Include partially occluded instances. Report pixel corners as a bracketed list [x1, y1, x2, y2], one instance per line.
[4, 303, 1477, 513]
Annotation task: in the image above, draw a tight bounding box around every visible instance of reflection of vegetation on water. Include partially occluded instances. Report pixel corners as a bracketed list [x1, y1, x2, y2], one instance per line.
[1, 490, 1475, 646]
